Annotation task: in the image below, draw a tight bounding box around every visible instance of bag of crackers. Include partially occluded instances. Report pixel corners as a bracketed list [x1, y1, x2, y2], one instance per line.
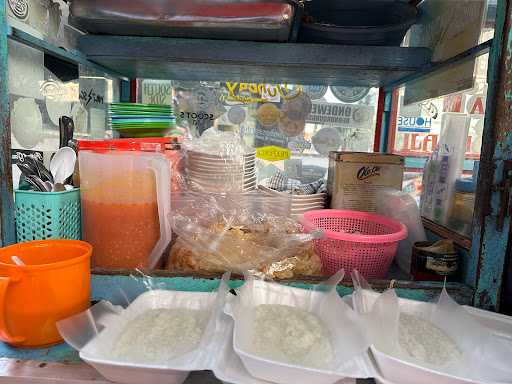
[167, 192, 324, 277]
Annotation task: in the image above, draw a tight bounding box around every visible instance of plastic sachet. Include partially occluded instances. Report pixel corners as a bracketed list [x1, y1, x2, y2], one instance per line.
[56, 272, 231, 384]
[182, 129, 257, 193]
[170, 192, 322, 274]
[226, 271, 374, 384]
[351, 271, 512, 384]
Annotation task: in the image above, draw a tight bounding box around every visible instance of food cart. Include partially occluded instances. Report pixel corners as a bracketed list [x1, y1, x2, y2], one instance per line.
[0, 0, 511, 382]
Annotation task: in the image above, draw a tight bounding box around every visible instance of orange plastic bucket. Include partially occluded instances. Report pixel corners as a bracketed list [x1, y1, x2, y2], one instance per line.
[0, 240, 91, 348]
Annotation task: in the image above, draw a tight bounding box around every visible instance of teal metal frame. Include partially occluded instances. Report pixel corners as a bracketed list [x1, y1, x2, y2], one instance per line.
[0, 0, 510, 314]
[469, 0, 512, 309]
[0, 0, 15, 246]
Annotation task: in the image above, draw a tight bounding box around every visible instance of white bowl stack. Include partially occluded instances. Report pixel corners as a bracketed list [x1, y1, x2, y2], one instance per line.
[258, 186, 326, 218]
[290, 193, 327, 218]
[187, 150, 257, 193]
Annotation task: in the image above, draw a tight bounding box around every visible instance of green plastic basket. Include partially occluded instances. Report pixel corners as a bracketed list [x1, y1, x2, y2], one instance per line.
[15, 189, 81, 242]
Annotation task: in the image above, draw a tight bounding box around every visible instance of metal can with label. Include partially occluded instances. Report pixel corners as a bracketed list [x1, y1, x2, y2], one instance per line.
[411, 240, 459, 281]
[327, 152, 404, 212]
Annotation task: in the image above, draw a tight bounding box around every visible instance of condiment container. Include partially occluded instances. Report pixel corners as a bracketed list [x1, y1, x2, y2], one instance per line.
[327, 152, 404, 213]
[0, 239, 91, 347]
[411, 240, 458, 281]
[78, 140, 172, 269]
[447, 178, 476, 237]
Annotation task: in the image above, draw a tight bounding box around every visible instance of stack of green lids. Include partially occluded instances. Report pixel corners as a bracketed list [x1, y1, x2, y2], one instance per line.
[108, 103, 177, 138]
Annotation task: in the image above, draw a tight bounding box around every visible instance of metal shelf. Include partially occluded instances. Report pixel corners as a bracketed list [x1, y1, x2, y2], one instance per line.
[7, 26, 128, 80]
[78, 35, 433, 87]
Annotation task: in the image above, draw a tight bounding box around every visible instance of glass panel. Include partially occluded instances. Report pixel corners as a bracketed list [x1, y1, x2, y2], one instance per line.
[137, 80, 379, 184]
[134, 80, 380, 278]
[390, 52, 489, 238]
[6, 0, 82, 50]
[9, 40, 120, 189]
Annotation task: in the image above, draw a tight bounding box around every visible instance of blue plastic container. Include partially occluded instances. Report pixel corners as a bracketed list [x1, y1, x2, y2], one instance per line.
[15, 189, 81, 242]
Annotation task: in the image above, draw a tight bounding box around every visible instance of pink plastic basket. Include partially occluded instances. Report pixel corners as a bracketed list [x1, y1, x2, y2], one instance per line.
[301, 210, 408, 279]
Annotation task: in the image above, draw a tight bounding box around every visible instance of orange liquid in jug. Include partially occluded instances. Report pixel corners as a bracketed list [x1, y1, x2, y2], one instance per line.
[82, 200, 160, 269]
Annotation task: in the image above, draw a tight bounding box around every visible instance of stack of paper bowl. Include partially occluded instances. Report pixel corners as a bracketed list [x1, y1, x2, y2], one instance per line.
[187, 151, 257, 193]
[258, 186, 326, 218]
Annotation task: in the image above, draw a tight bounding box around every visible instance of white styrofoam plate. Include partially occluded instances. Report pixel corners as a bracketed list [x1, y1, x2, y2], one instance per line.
[188, 157, 256, 165]
[189, 164, 256, 173]
[258, 186, 326, 201]
[291, 202, 326, 209]
[79, 290, 222, 384]
[188, 152, 256, 161]
[189, 175, 257, 187]
[188, 169, 256, 180]
[291, 207, 325, 214]
[353, 291, 512, 384]
[292, 195, 327, 202]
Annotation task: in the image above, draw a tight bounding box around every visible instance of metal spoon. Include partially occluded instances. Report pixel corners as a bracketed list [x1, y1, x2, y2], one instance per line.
[33, 159, 54, 184]
[27, 175, 49, 192]
[17, 162, 37, 178]
[44, 181, 54, 192]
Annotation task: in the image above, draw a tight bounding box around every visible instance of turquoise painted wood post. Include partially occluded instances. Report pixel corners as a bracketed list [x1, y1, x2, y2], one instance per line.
[469, 0, 512, 310]
[0, 0, 16, 247]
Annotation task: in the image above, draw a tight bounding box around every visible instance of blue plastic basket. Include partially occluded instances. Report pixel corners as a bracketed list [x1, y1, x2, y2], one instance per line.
[15, 189, 81, 242]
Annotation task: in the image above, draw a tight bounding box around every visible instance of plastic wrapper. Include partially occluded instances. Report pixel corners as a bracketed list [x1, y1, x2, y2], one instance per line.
[57, 273, 231, 384]
[180, 129, 258, 193]
[168, 237, 323, 278]
[375, 188, 427, 275]
[170, 192, 322, 274]
[352, 271, 512, 384]
[420, 115, 470, 226]
[226, 271, 374, 384]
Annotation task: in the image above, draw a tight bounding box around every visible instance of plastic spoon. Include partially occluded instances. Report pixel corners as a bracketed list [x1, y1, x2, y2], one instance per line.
[50, 147, 77, 185]
[11, 256, 25, 266]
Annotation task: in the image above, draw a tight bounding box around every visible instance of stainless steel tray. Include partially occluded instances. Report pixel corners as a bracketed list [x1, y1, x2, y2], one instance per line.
[70, 0, 297, 42]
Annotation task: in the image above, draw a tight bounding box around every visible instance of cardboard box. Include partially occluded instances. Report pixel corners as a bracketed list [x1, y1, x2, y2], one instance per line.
[327, 152, 404, 212]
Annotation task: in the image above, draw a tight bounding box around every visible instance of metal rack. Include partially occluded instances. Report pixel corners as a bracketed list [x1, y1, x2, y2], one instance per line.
[2, 0, 512, 380]
[0, 0, 510, 314]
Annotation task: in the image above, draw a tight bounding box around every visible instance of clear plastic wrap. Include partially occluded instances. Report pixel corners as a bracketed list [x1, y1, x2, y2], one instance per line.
[352, 271, 512, 384]
[181, 129, 258, 193]
[226, 271, 374, 384]
[170, 192, 323, 274]
[168, 237, 324, 279]
[375, 188, 427, 275]
[57, 273, 231, 384]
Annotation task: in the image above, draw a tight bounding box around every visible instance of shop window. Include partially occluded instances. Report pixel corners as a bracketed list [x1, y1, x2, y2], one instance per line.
[138, 80, 380, 184]
[389, 52, 489, 239]
[8, 40, 119, 190]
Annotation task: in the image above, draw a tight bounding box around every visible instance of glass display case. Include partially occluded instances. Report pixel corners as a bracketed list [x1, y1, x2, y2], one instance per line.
[0, 0, 511, 314]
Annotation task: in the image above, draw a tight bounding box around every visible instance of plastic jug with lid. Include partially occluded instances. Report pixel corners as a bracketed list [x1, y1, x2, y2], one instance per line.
[79, 144, 172, 269]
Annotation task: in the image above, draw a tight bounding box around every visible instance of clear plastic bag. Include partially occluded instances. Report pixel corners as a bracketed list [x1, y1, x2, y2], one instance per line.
[57, 272, 231, 374]
[181, 129, 257, 193]
[352, 271, 512, 383]
[375, 188, 427, 275]
[226, 271, 374, 384]
[170, 192, 322, 273]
